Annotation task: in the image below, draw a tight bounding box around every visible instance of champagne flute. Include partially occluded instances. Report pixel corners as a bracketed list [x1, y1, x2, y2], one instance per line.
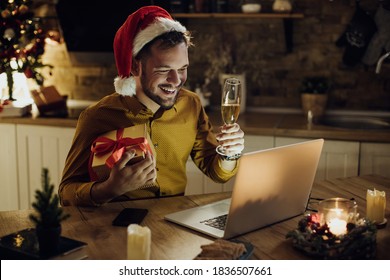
[216, 77, 241, 158]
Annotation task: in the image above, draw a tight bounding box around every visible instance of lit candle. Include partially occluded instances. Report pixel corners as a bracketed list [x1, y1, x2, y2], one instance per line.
[127, 224, 151, 260]
[366, 188, 386, 224]
[328, 217, 347, 236]
[318, 198, 357, 236]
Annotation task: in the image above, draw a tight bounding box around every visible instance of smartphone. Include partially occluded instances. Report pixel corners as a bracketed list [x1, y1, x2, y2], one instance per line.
[112, 208, 148, 227]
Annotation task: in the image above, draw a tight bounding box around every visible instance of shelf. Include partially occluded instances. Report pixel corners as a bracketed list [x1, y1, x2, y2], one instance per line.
[172, 13, 304, 19]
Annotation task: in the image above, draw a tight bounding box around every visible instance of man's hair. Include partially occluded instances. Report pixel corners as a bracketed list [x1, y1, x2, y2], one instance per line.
[135, 30, 193, 62]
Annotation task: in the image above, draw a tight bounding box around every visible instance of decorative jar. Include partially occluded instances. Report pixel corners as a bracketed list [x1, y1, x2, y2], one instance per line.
[318, 198, 357, 236]
[272, 0, 292, 13]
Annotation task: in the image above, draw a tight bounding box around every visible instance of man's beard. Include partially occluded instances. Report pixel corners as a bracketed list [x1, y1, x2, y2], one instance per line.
[141, 78, 182, 110]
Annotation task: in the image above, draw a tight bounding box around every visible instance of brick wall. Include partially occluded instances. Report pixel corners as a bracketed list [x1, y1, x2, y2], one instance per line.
[39, 0, 390, 111]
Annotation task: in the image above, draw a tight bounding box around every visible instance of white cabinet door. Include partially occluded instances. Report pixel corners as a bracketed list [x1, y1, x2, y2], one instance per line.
[185, 159, 205, 195]
[0, 124, 19, 211]
[16, 125, 75, 209]
[186, 135, 274, 195]
[360, 143, 390, 178]
[275, 137, 359, 181]
[242, 135, 275, 153]
[221, 135, 274, 192]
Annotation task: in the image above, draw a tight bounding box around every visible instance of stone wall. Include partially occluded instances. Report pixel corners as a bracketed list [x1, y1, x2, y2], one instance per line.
[38, 0, 390, 112]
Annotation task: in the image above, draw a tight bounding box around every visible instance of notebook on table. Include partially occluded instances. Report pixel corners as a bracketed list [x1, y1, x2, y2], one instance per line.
[0, 228, 88, 260]
[164, 139, 324, 239]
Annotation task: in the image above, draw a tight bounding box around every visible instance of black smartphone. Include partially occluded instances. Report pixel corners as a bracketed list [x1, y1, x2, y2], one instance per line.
[112, 208, 148, 227]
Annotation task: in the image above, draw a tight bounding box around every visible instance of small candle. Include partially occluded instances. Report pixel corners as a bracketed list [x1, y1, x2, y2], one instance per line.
[318, 198, 357, 236]
[366, 188, 386, 224]
[127, 224, 151, 260]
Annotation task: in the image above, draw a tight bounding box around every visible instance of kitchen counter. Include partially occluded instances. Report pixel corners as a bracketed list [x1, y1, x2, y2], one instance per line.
[1, 111, 389, 143]
[208, 111, 390, 143]
[0, 115, 77, 128]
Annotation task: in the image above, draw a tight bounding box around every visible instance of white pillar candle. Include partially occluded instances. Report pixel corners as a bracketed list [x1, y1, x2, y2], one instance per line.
[127, 224, 151, 260]
[366, 188, 386, 224]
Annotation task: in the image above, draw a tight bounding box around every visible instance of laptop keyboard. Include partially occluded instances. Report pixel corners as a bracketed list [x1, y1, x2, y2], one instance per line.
[200, 214, 227, 230]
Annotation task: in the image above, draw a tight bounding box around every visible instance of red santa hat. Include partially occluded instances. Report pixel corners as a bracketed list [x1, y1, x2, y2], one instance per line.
[113, 6, 187, 96]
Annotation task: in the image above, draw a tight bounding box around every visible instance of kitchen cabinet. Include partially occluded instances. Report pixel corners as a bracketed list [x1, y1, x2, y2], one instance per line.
[185, 135, 274, 195]
[275, 137, 360, 181]
[0, 124, 19, 211]
[185, 160, 202, 196]
[186, 135, 362, 196]
[202, 134, 275, 193]
[1, 119, 388, 210]
[359, 142, 390, 178]
[16, 125, 75, 210]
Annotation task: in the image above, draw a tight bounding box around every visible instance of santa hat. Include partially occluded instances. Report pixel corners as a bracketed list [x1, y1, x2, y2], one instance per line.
[113, 6, 187, 96]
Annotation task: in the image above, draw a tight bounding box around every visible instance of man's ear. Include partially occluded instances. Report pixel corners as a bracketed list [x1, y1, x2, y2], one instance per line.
[131, 59, 141, 77]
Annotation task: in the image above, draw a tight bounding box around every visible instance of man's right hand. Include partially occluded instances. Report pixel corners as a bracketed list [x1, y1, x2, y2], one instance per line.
[90, 149, 156, 205]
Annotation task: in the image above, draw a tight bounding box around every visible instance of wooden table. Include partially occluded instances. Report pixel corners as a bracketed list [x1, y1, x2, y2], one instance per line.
[1, 175, 389, 260]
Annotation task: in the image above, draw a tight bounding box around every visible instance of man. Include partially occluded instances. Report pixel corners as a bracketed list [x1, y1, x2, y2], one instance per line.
[59, 6, 245, 206]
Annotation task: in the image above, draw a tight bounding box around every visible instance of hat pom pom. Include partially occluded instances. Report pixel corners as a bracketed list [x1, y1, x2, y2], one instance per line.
[114, 76, 136, 96]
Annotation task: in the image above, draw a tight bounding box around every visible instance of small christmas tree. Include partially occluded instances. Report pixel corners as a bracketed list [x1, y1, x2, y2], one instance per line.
[29, 168, 70, 228]
[0, 0, 52, 101]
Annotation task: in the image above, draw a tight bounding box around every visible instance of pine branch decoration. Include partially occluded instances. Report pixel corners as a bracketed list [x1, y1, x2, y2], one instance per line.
[29, 168, 70, 228]
[286, 214, 377, 259]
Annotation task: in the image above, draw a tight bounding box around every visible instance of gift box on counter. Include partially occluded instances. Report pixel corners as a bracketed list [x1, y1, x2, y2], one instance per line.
[88, 124, 155, 181]
[31, 86, 68, 118]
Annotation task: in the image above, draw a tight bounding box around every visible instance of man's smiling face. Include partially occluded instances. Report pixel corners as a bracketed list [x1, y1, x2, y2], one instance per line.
[139, 41, 189, 110]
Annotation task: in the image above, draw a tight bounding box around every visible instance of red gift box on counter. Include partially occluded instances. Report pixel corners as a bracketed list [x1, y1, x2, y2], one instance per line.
[88, 124, 155, 181]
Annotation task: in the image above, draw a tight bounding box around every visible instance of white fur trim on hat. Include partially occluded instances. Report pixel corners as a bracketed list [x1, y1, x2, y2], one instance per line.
[133, 17, 187, 56]
[114, 76, 136, 96]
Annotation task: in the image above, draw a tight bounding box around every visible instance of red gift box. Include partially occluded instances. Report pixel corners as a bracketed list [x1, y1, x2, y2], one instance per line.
[88, 124, 155, 181]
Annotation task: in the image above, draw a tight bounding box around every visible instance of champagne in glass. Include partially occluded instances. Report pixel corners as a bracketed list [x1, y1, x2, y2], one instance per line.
[221, 103, 240, 125]
[216, 77, 241, 157]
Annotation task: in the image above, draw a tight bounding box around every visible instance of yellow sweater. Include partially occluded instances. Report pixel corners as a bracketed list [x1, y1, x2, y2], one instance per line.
[59, 89, 238, 206]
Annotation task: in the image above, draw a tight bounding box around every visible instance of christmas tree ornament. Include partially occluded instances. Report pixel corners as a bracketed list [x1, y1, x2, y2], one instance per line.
[18, 4, 29, 14]
[1, 9, 11, 18]
[3, 28, 15, 40]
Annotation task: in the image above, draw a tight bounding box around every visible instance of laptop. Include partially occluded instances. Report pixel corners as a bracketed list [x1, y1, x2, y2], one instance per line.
[164, 138, 324, 239]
